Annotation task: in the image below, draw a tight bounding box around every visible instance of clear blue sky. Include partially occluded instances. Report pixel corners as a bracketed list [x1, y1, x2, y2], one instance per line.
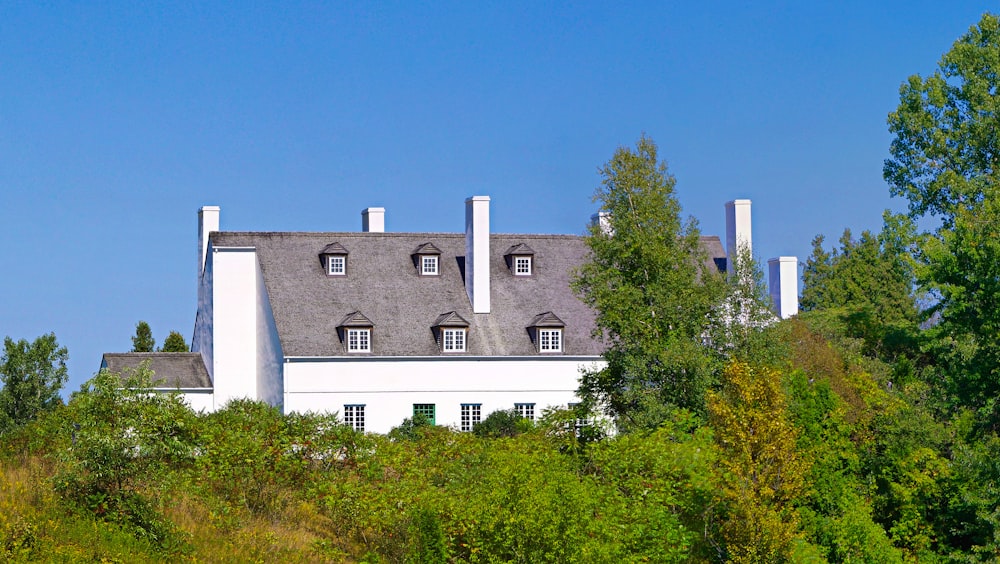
[0, 1, 993, 394]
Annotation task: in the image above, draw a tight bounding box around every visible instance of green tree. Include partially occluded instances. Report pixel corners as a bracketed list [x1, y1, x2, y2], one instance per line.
[159, 331, 188, 352]
[708, 362, 810, 562]
[799, 213, 920, 359]
[573, 135, 725, 429]
[0, 333, 68, 432]
[131, 321, 155, 353]
[884, 12, 1000, 416]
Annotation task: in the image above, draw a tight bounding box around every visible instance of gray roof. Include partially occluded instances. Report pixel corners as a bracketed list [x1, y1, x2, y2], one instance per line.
[210, 231, 726, 358]
[100, 353, 212, 389]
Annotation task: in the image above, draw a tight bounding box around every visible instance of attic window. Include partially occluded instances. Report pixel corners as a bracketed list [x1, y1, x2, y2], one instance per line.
[433, 312, 470, 354]
[338, 312, 374, 354]
[320, 242, 349, 277]
[504, 243, 535, 277]
[528, 312, 565, 354]
[413, 243, 442, 276]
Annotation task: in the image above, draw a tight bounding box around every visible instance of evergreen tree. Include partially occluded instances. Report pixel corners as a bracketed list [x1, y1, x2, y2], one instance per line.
[160, 331, 188, 352]
[131, 321, 155, 353]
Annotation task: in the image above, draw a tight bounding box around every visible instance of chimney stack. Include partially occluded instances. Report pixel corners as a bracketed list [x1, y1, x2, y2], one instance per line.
[768, 256, 799, 319]
[198, 206, 220, 278]
[362, 207, 385, 232]
[465, 196, 491, 314]
[590, 212, 613, 236]
[725, 199, 752, 272]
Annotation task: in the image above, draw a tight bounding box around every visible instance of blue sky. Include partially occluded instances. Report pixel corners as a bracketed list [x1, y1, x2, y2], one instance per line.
[0, 1, 993, 394]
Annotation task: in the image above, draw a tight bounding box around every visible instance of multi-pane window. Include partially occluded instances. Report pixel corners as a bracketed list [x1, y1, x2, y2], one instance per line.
[461, 404, 482, 432]
[421, 256, 439, 275]
[514, 256, 532, 276]
[539, 329, 562, 352]
[327, 255, 346, 276]
[413, 403, 436, 425]
[442, 328, 466, 352]
[514, 403, 535, 421]
[347, 328, 371, 353]
[344, 404, 365, 431]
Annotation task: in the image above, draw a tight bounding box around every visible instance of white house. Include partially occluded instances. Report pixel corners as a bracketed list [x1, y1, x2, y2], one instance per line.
[102, 195, 798, 433]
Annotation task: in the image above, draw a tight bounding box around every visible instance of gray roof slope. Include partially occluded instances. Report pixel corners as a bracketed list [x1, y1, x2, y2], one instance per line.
[100, 353, 212, 389]
[210, 231, 726, 358]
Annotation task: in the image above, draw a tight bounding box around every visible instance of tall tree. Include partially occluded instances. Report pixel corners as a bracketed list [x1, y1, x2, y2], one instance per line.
[0, 333, 68, 431]
[131, 321, 155, 353]
[573, 135, 725, 429]
[160, 331, 189, 352]
[884, 12, 1000, 413]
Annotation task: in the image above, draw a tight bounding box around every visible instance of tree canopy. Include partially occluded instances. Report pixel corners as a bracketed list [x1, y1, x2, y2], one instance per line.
[573, 135, 725, 429]
[131, 321, 155, 353]
[0, 333, 68, 432]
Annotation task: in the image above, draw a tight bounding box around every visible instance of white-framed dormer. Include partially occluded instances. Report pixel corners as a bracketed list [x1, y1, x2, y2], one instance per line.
[433, 311, 470, 354]
[528, 311, 564, 354]
[338, 311, 374, 354]
[320, 242, 349, 277]
[412, 242, 442, 276]
[504, 243, 535, 277]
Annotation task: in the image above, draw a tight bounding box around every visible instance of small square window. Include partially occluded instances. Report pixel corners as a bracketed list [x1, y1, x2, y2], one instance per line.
[514, 403, 535, 421]
[461, 404, 482, 432]
[421, 255, 439, 275]
[442, 328, 466, 352]
[344, 404, 365, 431]
[327, 255, 346, 276]
[413, 403, 436, 425]
[514, 256, 532, 276]
[347, 328, 371, 353]
[539, 328, 562, 352]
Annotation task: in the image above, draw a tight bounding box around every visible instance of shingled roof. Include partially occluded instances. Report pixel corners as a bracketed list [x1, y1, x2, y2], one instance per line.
[209, 231, 726, 358]
[100, 353, 212, 389]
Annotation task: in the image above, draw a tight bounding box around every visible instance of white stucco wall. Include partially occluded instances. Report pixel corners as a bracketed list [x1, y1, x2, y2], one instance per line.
[178, 390, 215, 413]
[210, 247, 260, 408]
[255, 260, 284, 408]
[283, 356, 604, 433]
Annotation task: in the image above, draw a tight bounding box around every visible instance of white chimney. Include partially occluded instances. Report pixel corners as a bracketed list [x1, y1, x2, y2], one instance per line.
[590, 212, 613, 235]
[362, 207, 385, 232]
[725, 199, 752, 272]
[198, 206, 220, 277]
[465, 196, 491, 314]
[768, 256, 799, 319]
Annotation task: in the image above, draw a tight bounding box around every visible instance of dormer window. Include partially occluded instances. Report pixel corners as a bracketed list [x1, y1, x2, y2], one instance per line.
[422, 255, 439, 275]
[515, 256, 532, 275]
[505, 243, 535, 277]
[528, 312, 565, 354]
[320, 242, 349, 277]
[338, 312, 374, 354]
[433, 312, 470, 354]
[328, 255, 346, 276]
[412, 243, 442, 276]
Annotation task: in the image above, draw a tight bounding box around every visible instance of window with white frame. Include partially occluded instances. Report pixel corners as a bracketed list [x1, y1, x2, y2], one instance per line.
[346, 328, 371, 353]
[344, 404, 365, 431]
[514, 256, 532, 276]
[461, 403, 482, 432]
[327, 255, 346, 276]
[514, 403, 535, 421]
[538, 328, 562, 352]
[442, 328, 466, 352]
[421, 255, 439, 275]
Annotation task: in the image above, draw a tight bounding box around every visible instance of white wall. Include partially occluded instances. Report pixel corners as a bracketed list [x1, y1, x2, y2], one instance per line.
[255, 261, 284, 408]
[179, 390, 215, 413]
[211, 247, 261, 408]
[283, 356, 604, 433]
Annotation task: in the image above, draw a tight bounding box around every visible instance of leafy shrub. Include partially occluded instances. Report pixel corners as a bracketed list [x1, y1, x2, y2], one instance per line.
[472, 409, 532, 438]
